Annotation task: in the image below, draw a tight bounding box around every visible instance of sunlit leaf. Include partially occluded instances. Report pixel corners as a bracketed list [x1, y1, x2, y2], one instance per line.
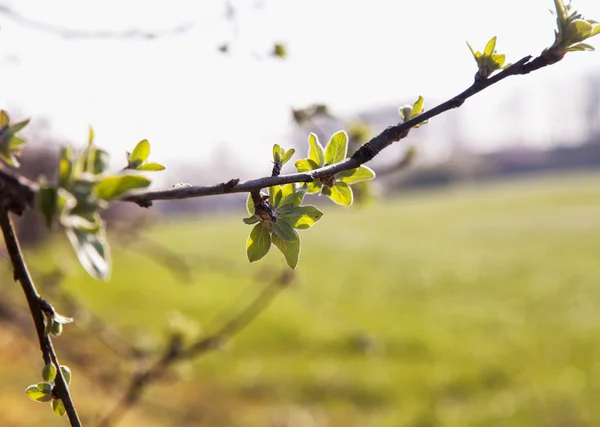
[246, 193, 254, 216]
[280, 205, 323, 229]
[246, 223, 272, 263]
[272, 234, 300, 269]
[65, 227, 111, 280]
[280, 148, 295, 165]
[95, 175, 151, 201]
[42, 364, 57, 382]
[52, 399, 66, 416]
[273, 144, 282, 163]
[59, 366, 72, 385]
[336, 165, 376, 184]
[328, 181, 353, 206]
[308, 133, 325, 166]
[484, 36, 497, 56]
[137, 162, 165, 171]
[295, 158, 320, 173]
[129, 139, 150, 166]
[25, 384, 52, 403]
[325, 131, 348, 165]
[0, 110, 9, 127]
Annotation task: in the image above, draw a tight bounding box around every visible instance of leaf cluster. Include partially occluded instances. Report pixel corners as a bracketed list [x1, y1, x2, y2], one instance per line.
[25, 364, 72, 416]
[245, 184, 323, 269]
[551, 0, 600, 52]
[467, 37, 507, 78]
[38, 128, 160, 280]
[295, 131, 376, 206]
[0, 110, 29, 167]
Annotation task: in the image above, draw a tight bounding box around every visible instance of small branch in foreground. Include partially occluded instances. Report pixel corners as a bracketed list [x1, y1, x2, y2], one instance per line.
[123, 53, 554, 207]
[0, 209, 82, 427]
[0, 51, 560, 213]
[97, 270, 293, 427]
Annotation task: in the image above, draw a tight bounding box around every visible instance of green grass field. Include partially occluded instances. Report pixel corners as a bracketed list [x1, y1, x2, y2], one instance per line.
[3, 172, 600, 427]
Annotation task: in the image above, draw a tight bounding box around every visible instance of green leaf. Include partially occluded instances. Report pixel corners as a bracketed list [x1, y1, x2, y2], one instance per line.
[306, 181, 321, 194]
[91, 149, 110, 175]
[336, 165, 376, 184]
[484, 36, 497, 56]
[60, 366, 72, 385]
[9, 119, 30, 134]
[412, 96, 424, 116]
[273, 219, 299, 242]
[52, 399, 66, 416]
[325, 131, 348, 165]
[275, 203, 295, 215]
[38, 186, 58, 228]
[129, 139, 150, 165]
[25, 384, 53, 403]
[272, 144, 282, 163]
[308, 133, 325, 166]
[280, 205, 323, 229]
[328, 181, 353, 206]
[88, 126, 95, 144]
[66, 227, 111, 280]
[137, 162, 165, 171]
[269, 185, 282, 207]
[246, 223, 272, 263]
[243, 215, 259, 225]
[246, 193, 254, 216]
[466, 42, 478, 61]
[295, 158, 320, 173]
[272, 234, 300, 269]
[95, 175, 151, 201]
[49, 320, 63, 336]
[42, 363, 57, 382]
[280, 148, 295, 165]
[280, 186, 306, 207]
[0, 110, 9, 127]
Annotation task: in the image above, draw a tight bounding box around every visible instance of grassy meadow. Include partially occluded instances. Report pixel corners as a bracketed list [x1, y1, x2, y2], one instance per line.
[2, 171, 600, 426]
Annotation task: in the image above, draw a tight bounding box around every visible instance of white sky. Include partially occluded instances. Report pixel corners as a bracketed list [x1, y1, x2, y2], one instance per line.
[0, 0, 599, 178]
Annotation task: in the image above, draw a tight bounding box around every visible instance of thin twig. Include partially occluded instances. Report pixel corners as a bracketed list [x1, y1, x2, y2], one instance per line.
[97, 270, 293, 427]
[0, 209, 82, 427]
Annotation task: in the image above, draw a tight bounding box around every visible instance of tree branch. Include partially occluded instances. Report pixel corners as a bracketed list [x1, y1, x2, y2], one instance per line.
[0, 51, 558, 213]
[97, 269, 293, 427]
[123, 53, 558, 207]
[0, 209, 82, 427]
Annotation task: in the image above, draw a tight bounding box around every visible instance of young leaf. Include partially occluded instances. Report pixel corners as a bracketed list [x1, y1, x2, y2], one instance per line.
[308, 133, 325, 166]
[129, 139, 151, 166]
[60, 366, 72, 385]
[243, 215, 260, 225]
[38, 186, 58, 228]
[42, 364, 57, 382]
[295, 158, 320, 173]
[95, 175, 151, 201]
[25, 384, 53, 403]
[279, 205, 323, 229]
[9, 119, 30, 134]
[325, 131, 348, 165]
[328, 181, 353, 206]
[66, 227, 111, 280]
[273, 219, 299, 242]
[246, 193, 254, 216]
[484, 36, 497, 56]
[88, 126, 95, 144]
[272, 234, 300, 269]
[137, 162, 165, 171]
[52, 398, 66, 416]
[336, 165, 376, 184]
[273, 144, 282, 163]
[246, 223, 272, 262]
[280, 148, 295, 165]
